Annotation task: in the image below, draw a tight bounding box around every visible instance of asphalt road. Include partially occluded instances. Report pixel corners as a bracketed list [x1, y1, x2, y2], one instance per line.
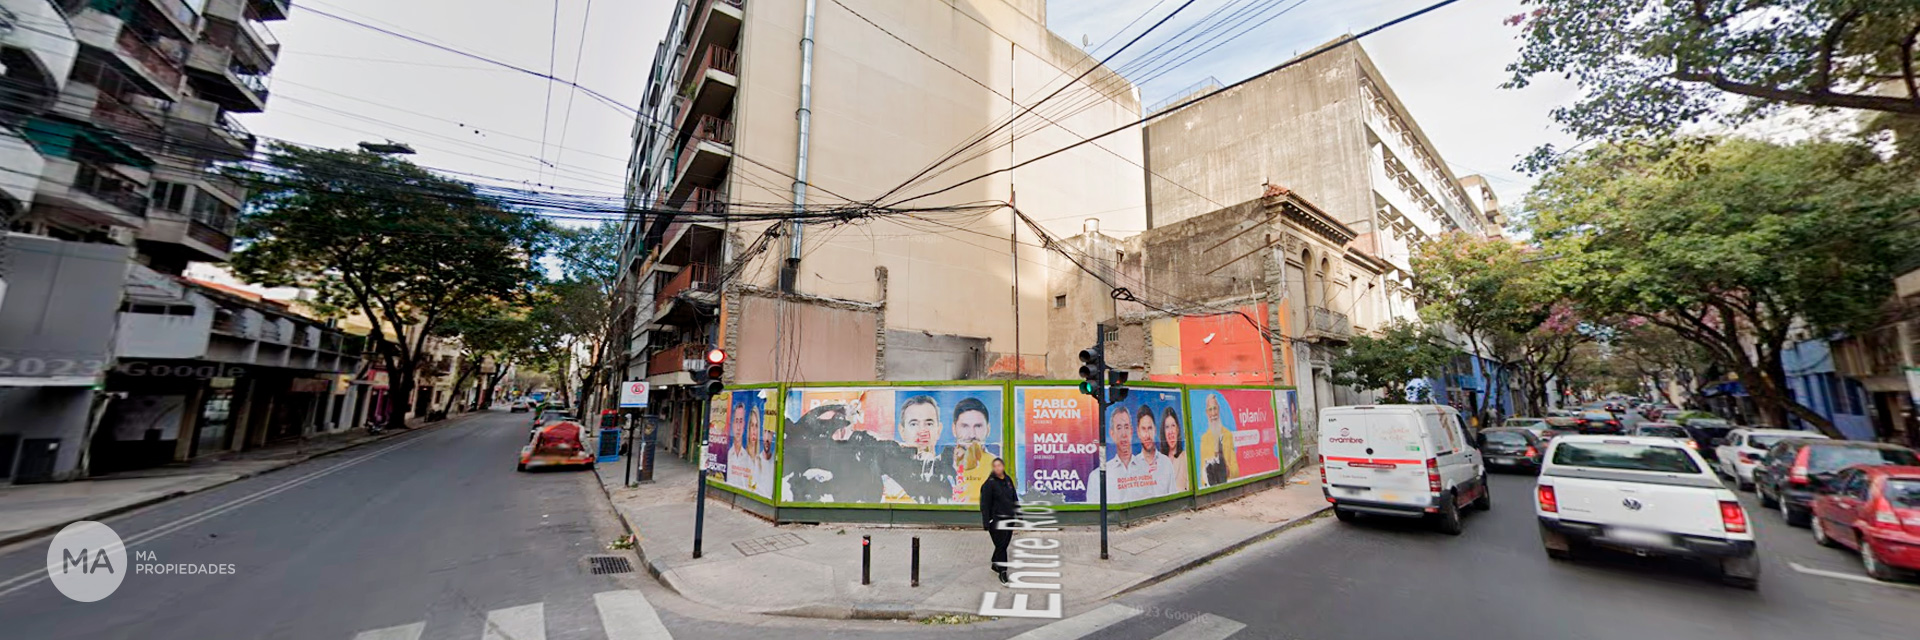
[1065, 470, 1920, 640]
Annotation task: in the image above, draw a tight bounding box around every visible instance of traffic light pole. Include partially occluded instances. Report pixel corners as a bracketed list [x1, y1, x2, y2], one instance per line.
[1094, 328, 1109, 561]
[693, 393, 710, 559]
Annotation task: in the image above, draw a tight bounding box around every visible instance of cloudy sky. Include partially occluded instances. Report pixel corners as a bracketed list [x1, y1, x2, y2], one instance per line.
[244, 0, 1576, 220]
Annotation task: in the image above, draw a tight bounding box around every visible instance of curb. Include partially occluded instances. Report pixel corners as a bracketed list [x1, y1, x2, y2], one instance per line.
[1108, 503, 1332, 599]
[0, 411, 486, 548]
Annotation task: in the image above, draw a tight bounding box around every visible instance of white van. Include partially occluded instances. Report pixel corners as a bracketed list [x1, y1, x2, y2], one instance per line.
[1319, 404, 1489, 534]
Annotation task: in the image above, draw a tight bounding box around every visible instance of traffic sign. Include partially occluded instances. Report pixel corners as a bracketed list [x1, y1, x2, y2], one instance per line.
[619, 380, 649, 408]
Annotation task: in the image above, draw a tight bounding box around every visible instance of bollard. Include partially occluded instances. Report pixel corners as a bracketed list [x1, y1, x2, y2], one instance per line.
[862, 535, 872, 585]
[911, 536, 920, 587]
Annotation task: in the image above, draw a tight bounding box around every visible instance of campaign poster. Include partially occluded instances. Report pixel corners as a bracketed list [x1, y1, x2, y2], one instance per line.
[719, 388, 776, 500]
[1097, 388, 1188, 505]
[1189, 388, 1283, 489]
[1014, 386, 1100, 504]
[780, 386, 1003, 505]
[1277, 389, 1301, 468]
[703, 397, 730, 484]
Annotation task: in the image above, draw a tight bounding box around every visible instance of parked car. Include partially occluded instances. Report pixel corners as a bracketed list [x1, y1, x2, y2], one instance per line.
[1534, 435, 1759, 588]
[1810, 465, 1920, 581]
[1574, 411, 1624, 435]
[1319, 404, 1490, 535]
[1755, 440, 1920, 527]
[1478, 427, 1546, 473]
[1714, 428, 1825, 491]
[1633, 422, 1694, 449]
[530, 408, 574, 434]
[518, 419, 595, 471]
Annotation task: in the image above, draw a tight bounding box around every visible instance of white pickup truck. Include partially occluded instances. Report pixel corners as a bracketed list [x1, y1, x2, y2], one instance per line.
[1535, 435, 1760, 588]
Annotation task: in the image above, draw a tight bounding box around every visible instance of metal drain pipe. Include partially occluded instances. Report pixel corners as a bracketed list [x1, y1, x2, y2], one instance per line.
[780, 0, 818, 293]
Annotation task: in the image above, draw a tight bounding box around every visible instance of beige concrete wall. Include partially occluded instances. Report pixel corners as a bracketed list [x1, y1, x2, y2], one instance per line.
[725, 0, 1145, 382]
[733, 294, 878, 384]
[1143, 43, 1370, 230]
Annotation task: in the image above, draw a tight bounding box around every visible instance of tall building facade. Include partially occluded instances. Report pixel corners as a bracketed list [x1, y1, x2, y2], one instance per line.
[0, 0, 341, 484]
[607, 0, 1148, 458]
[1131, 40, 1507, 434]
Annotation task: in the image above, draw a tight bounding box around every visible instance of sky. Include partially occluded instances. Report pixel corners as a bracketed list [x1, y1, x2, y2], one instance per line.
[238, 0, 1576, 235]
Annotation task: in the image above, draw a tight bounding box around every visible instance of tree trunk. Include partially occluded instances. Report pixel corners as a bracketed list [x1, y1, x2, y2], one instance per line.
[442, 365, 477, 413]
[387, 369, 416, 429]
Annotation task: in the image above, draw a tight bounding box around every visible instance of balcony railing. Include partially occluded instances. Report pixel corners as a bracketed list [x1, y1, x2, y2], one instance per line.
[1307, 306, 1351, 339]
[655, 262, 716, 305]
[188, 218, 233, 252]
[116, 27, 186, 91]
[91, 89, 165, 147]
[647, 342, 704, 376]
[682, 186, 723, 215]
[74, 163, 150, 216]
[690, 113, 734, 145]
[231, 68, 268, 98]
[681, 44, 737, 96]
[154, 0, 201, 32]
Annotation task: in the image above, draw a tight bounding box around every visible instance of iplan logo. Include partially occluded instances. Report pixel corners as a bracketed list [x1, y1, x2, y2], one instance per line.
[1329, 427, 1365, 444]
[46, 521, 125, 602]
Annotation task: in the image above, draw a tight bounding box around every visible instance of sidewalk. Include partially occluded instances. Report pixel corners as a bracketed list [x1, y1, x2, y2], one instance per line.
[0, 411, 483, 547]
[594, 453, 1329, 620]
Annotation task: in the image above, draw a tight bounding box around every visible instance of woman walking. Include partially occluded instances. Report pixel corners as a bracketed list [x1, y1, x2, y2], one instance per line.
[979, 458, 1018, 584]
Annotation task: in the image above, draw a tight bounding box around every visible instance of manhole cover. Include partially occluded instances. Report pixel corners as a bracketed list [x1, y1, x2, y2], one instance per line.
[588, 556, 634, 575]
[733, 532, 808, 557]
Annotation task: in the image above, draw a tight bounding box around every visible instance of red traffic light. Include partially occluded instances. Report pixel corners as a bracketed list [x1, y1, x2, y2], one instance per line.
[706, 348, 728, 365]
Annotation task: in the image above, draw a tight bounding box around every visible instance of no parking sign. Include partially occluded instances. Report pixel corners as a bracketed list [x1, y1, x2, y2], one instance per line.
[619, 380, 649, 408]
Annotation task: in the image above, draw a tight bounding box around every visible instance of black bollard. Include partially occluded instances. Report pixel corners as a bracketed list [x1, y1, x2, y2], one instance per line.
[911, 536, 920, 587]
[861, 535, 872, 585]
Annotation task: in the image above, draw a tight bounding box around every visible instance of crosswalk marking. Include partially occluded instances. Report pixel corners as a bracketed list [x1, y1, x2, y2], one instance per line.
[1149, 613, 1246, 640]
[481, 603, 545, 640]
[350, 622, 424, 640]
[595, 590, 674, 639]
[1006, 604, 1142, 640]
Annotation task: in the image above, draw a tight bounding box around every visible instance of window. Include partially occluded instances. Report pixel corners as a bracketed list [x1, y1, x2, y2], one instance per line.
[1053, 295, 1066, 309]
[193, 196, 237, 230]
[150, 180, 189, 213]
[1886, 479, 1920, 508]
[1484, 431, 1529, 446]
[1551, 442, 1701, 474]
[1424, 413, 1455, 455]
[1807, 446, 1920, 473]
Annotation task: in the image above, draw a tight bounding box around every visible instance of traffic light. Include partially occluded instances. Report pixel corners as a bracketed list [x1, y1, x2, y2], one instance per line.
[1078, 345, 1105, 397]
[701, 348, 727, 399]
[1105, 369, 1130, 404]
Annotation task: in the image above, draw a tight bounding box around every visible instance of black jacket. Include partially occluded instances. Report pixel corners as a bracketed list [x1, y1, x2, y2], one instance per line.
[980, 473, 1019, 529]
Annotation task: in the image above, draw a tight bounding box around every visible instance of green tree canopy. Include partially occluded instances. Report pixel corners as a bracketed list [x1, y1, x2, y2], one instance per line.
[1330, 320, 1458, 403]
[1525, 136, 1920, 435]
[229, 144, 549, 426]
[1506, 0, 1920, 170]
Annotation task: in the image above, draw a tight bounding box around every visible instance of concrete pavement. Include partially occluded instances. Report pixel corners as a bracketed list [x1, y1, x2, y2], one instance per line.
[593, 451, 1329, 620]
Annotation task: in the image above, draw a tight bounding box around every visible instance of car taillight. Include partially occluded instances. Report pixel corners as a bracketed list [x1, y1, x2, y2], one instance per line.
[1525, 446, 1538, 458]
[1720, 501, 1748, 533]
[1870, 497, 1901, 529]
[1538, 485, 1558, 513]
[1685, 440, 1698, 450]
[1427, 458, 1441, 493]
[1789, 447, 1811, 485]
[1738, 452, 1757, 463]
[1319, 457, 1327, 486]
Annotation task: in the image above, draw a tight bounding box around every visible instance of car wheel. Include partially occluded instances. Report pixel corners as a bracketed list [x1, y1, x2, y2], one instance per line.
[1861, 537, 1901, 582]
[1781, 500, 1810, 528]
[1737, 477, 1754, 492]
[1434, 494, 1464, 536]
[1813, 517, 1842, 548]
[1540, 524, 1574, 560]
[1758, 482, 1779, 508]
[1470, 478, 1491, 512]
[1333, 508, 1356, 523]
[1719, 555, 1760, 590]
[516, 463, 527, 472]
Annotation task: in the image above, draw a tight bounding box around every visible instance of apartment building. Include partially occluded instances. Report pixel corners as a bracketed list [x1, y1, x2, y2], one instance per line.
[0, 0, 305, 484]
[1114, 40, 1507, 432]
[606, 0, 1149, 458]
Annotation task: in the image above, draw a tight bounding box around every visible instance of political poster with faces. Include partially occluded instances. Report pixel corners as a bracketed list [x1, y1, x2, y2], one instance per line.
[779, 386, 1002, 505]
[717, 389, 776, 500]
[1189, 388, 1284, 489]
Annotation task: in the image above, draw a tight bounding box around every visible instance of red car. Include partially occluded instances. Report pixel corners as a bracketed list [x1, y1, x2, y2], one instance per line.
[518, 420, 596, 471]
[1811, 465, 1920, 581]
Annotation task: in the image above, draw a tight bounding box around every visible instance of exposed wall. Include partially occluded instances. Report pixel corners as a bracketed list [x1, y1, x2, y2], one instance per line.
[884, 330, 986, 381]
[1143, 43, 1369, 229]
[727, 0, 1145, 383]
[732, 293, 879, 384]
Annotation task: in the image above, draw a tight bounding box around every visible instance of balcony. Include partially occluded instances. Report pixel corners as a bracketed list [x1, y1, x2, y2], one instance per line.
[676, 44, 738, 131]
[247, 0, 289, 21]
[1306, 305, 1352, 342]
[655, 262, 716, 305]
[683, 0, 744, 81]
[647, 342, 704, 376]
[162, 97, 256, 160]
[671, 114, 733, 197]
[144, 0, 202, 38]
[90, 88, 165, 151]
[185, 22, 271, 112]
[187, 218, 232, 252]
[74, 161, 149, 217]
[114, 27, 187, 98]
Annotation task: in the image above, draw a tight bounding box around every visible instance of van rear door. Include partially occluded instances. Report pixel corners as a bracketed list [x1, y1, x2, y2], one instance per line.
[1323, 408, 1431, 508]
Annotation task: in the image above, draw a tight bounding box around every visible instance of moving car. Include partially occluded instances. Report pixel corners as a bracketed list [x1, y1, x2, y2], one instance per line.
[1633, 423, 1696, 450]
[509, 399, 531, 413]
[518, 419, 595, 471]
[1535, 435, 1759, 588]
[1755, 440, 1919, 527]
[1319, 404, 1490, 535]
[1478, 427, 1546, 473]
[1680, 418, 1733, 462]
[1544, 409, 1580, 430]
[1811, 465, 1920, 582]
[1574, 411, 1624, 435]
[1713, 428, 1825, 491]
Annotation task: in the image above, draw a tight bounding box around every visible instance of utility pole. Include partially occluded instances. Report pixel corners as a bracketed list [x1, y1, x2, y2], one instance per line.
[1077, 323, 1128, 560]
[690, 347, 726, 559]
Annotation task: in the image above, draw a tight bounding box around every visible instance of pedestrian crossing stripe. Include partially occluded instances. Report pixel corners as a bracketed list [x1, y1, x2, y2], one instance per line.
[348, 590, 671, 640]
[1007, 605, 1250, 640]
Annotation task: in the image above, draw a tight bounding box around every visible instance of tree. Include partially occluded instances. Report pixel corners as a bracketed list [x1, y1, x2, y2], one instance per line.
[230, 144, 548, 428]
[436, 306, 542, 410]
[1506, 1, 1920, 169]
[1412, 232, 1542, 417]
[521, 222, 623, 411]
[1526, 137, 1920, 437]
[1509, 303, 1600, 416]
[1330, 320, 1459, 403]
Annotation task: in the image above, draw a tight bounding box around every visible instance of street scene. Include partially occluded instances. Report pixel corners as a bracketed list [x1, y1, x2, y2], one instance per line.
[2, 0, 1919, 639]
